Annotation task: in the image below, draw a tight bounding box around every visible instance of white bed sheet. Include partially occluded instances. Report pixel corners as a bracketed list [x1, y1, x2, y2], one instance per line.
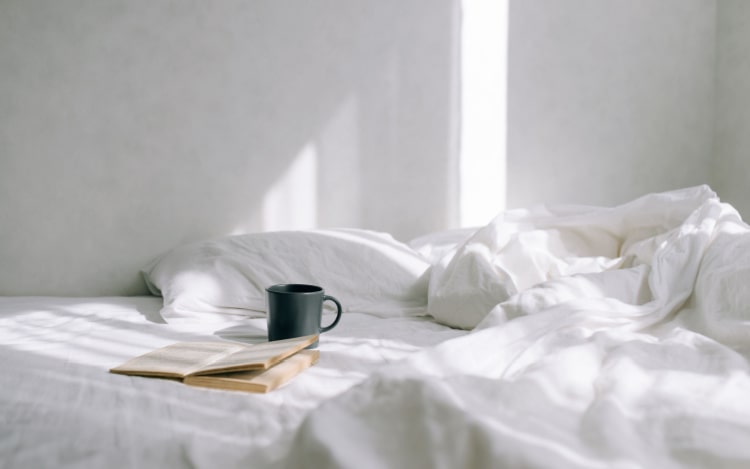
[6, 186, 750, 469]
[0, 296, 465, 468]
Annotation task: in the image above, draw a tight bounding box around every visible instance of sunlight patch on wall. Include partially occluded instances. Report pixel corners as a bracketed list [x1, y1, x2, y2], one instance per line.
[460, 0, 508, 227]
[262, 143, 319, 231]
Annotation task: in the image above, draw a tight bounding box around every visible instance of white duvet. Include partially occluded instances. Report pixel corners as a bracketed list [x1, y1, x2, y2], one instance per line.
[280, 185, 750, 468]
[4, 185, 750, 468]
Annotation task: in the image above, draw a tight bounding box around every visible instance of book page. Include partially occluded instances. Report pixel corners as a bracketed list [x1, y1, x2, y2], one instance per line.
[110, 341, 245, 378]
[195, 335, 317, 375]
[184, 350, 320, 393]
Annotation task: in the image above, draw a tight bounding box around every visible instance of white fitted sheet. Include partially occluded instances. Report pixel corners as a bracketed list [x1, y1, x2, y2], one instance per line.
[0, 296, 465, 468]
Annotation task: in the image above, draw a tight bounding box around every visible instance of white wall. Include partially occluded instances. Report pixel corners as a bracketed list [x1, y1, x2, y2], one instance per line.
[4, 0, 748, 297]
[0, 0, 460, 295]
[715, 0, 750, 217]
[507, 0, 717, 209]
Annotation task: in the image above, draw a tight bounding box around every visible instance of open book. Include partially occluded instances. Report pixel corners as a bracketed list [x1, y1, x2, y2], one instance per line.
[110, 334, 318, 393]
[184, 349, 319, 393]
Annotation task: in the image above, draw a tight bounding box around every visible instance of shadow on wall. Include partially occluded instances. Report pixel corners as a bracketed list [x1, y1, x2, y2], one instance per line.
[0, 0, 460, 295]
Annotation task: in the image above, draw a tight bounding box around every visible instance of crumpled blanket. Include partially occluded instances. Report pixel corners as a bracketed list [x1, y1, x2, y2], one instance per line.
[429, 184, 724, 331]
[269, 185, 750, 469]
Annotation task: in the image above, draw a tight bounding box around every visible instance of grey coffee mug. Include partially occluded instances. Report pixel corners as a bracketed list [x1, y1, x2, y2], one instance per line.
[266, 284, 343, 348]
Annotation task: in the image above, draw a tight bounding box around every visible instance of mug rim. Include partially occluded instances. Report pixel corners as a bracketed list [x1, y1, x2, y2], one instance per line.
[266, 283, 323, 294]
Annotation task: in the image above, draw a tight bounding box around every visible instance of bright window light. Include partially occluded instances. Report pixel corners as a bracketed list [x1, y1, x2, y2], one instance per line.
[460, 0, 509, 227]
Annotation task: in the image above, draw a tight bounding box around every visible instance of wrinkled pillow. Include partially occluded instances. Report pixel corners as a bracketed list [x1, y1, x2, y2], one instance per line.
[142, 228, 431, 320]
[427, 186, 718, 329]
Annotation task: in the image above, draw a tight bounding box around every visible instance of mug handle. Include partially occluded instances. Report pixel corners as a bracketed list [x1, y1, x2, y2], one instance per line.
[320, 295, 342, 333]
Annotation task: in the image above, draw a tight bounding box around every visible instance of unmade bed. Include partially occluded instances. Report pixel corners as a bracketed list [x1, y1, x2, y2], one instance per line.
[3, 185, 750, 468]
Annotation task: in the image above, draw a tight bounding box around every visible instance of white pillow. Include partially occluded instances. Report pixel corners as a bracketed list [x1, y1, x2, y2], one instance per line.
[142, 228, 430, 320]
